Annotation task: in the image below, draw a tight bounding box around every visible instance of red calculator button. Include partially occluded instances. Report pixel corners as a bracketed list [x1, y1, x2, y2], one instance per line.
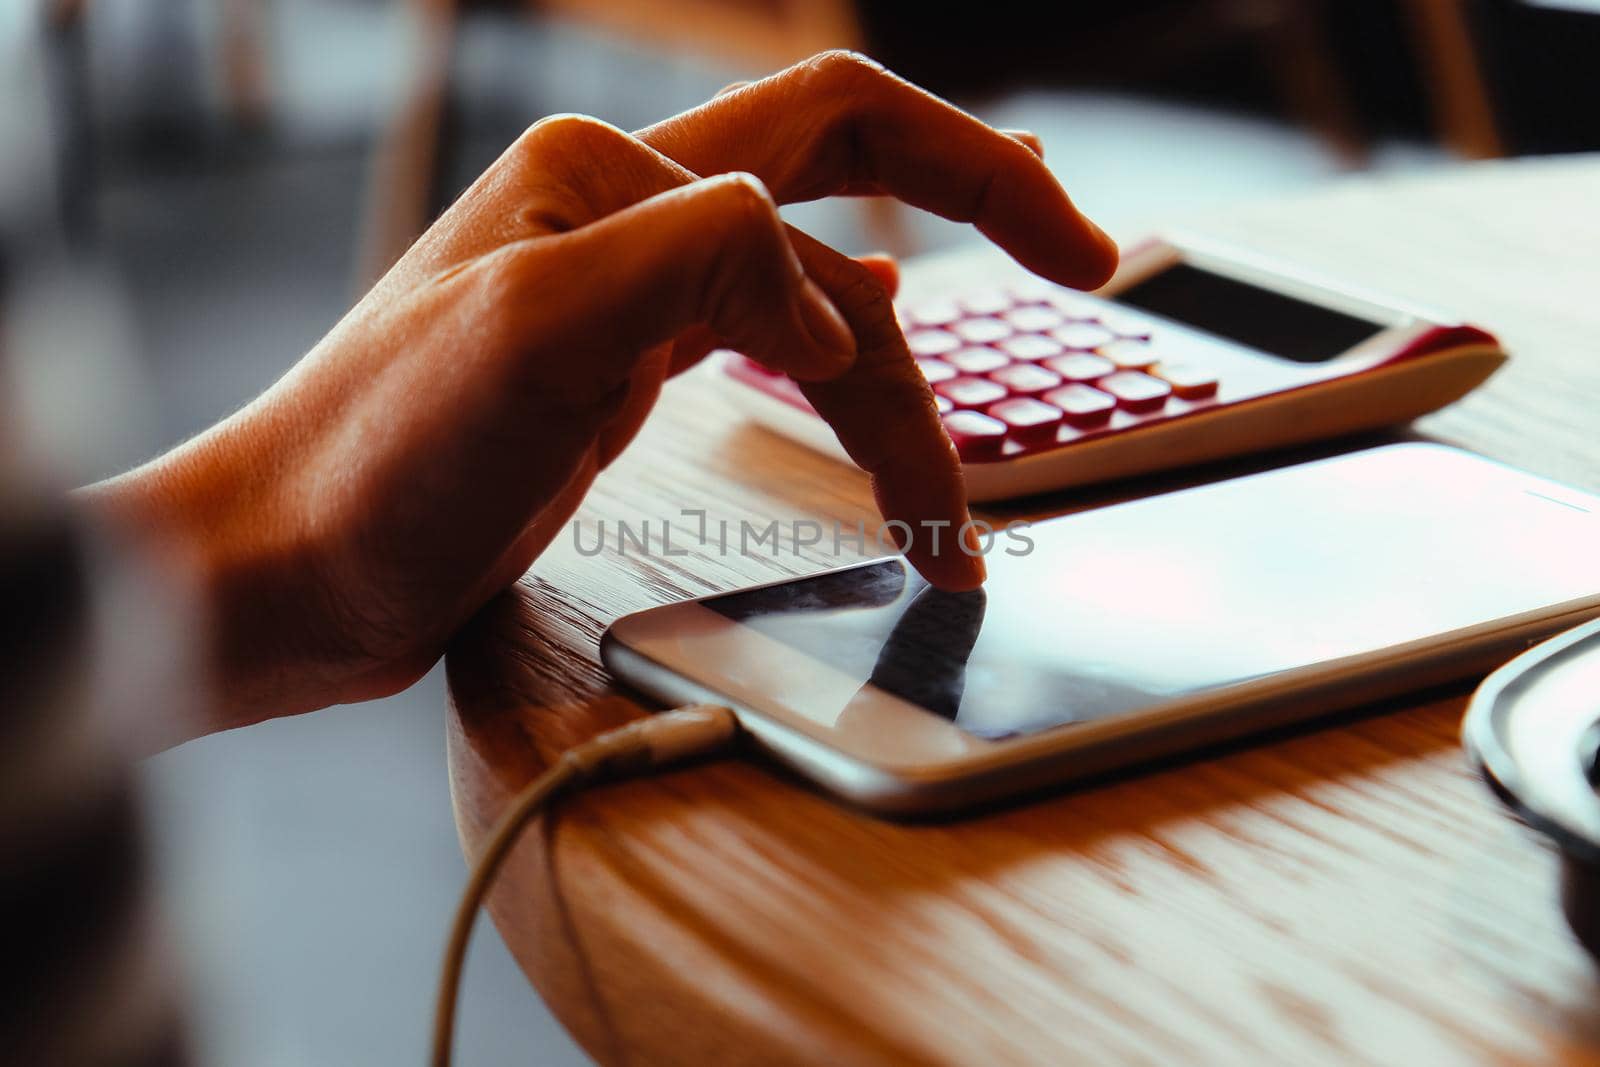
[989, 362, 1062, 396]
[1043, 352, 1116, 382]
[908, 329, 960, 357]
[1007, 279, 1058, 303]
[987, 397, 1064, 446]
[1052, 322, 1117, 350]
[906, 299, 962, 327]
[946, 347, 1010, 374]
[935, 376, 1009, 408]
[999, 334, 1064, 361]
[1154, 363, 1219, 399]
[960, 290, 1013, 316]
[1097, 310, 1153, 338]
[917, 358, 957, 384]
[1047, 292, 1099, 318]
[1004, 305, 1066, 333]
[1099, 370, 1172, 413]
[942, 410, 1008, 460]
[951, 317, 1013, 344]
[1099, 338, 1157, 370]
[1043, 384, 1116, 427]
[935, 394, 954, 415]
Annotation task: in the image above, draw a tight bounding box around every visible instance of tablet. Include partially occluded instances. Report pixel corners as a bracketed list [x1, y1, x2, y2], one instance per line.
[604, 445, 1600, 814]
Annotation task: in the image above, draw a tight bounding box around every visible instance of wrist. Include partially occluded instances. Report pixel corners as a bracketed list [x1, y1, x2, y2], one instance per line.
[77, 411, 351, 736]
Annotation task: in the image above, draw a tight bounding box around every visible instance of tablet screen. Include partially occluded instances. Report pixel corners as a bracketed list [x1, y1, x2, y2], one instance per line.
[703, 447, 1600, 739]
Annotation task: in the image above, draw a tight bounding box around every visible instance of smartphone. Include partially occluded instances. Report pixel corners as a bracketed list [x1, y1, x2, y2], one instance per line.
[602, 445, 1600, 814]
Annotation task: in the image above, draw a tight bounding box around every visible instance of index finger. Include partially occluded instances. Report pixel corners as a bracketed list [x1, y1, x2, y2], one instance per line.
[637, 51, 1118, 290]
[787, 229, 985, 592]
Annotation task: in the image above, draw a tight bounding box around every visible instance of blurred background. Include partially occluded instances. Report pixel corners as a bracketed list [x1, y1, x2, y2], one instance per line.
[3, 1, 1598, 1063]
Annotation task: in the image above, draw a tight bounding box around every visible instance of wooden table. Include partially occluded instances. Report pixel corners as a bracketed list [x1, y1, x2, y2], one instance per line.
[446, 157, 1600, 1066]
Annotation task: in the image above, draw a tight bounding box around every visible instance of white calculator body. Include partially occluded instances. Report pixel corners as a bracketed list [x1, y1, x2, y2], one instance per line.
[718, 236, 1507, 501]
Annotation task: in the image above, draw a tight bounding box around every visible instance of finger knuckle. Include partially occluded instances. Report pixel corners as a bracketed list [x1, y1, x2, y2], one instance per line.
[703, 172, 780, 244]
[786, 51, 900, 169]
[515, 113, 626, 158]
[500, 114, 645, 233]
[714, 170, 776, 216]
[797, 49, 887, 91]
[692, 175, 790, 334]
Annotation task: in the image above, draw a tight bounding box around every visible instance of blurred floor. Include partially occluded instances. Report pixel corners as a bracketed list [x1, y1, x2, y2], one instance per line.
[74, 6, 1454, 1066]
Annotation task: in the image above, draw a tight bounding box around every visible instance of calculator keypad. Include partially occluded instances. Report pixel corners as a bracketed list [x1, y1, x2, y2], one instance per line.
[910, 286, 1222, 458]
[725, 279, 1281, 464]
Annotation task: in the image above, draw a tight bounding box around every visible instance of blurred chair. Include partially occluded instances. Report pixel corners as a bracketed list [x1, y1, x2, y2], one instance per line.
[43, 0, 272, 128]
[863, 0, 1505, 165]
[357, 0, 867, 285]
[34, 0, 1508, 286]
[38, 0, 272, 240]
[358, 0, 1510, 286]
[539, 0, 862, 68]
[1399, 0, 1504, 158]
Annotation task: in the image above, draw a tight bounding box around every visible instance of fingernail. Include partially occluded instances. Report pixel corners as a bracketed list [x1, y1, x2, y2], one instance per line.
[1090, 220, 1119, 261]
[1003, 128, 1044, 158]
[1070, 220, 1119, 291]
[796, 278, 856, 376]
[962, 523, 989, 585]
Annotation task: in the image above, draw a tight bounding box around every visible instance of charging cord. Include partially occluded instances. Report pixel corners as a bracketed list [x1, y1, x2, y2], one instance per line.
[430, 704, 740, 1067]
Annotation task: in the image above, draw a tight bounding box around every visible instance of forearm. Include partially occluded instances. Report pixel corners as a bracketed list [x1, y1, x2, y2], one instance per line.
[72, 298, 556, 743]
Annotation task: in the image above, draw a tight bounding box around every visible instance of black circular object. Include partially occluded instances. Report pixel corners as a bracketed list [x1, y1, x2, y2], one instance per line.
[1463, 618, 1600, 960]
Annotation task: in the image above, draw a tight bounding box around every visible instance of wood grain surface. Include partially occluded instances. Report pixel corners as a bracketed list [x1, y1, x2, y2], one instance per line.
[446, 156, 1600, 1066]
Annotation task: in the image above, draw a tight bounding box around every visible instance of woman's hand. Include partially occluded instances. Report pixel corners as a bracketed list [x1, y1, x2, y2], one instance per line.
[85, 51, 1116, 739]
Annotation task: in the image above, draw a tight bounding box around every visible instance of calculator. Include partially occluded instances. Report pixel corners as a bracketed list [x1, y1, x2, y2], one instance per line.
[717, 236, 1507, 500]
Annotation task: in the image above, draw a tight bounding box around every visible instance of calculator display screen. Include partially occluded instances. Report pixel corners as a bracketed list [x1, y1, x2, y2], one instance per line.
[1114, 263, 1384, 363]
[701, 447, 1600, 740]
